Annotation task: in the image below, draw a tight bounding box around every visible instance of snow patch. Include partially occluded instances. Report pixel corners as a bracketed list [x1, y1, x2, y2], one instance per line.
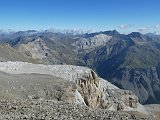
[74, 89, 86, 106]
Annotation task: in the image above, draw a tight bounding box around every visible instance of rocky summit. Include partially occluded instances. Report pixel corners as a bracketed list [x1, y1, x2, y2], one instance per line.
[0, 61, 159, 120]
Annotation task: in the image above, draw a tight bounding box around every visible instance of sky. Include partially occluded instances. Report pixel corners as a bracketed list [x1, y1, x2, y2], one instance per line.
[0, 0, 160, 34]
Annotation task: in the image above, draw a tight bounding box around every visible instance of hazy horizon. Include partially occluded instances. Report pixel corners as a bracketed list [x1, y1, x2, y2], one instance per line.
[0, 0, 160, 34]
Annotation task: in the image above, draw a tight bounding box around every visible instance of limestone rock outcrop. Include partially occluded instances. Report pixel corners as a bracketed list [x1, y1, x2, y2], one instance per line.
[74, 70, 139, 111]
[0, 61, 145, 113]
[72, 34, 112, 52]
[75, 70, 102, 108]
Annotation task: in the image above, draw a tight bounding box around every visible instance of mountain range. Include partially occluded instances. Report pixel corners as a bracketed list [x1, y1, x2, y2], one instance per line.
[0, 30, 160, 105]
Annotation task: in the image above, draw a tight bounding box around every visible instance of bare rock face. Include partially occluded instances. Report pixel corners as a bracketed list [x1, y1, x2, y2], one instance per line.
[17, 37, 62, 64]
[74, 69, 140, 112]
[123, 91, 139, 108]
[76, 70, 102, 108]
[0, 62, 145, 113]
[73, 34, 112, 52]
[17, 37, 49, 59]
[115, 67, 160, 104]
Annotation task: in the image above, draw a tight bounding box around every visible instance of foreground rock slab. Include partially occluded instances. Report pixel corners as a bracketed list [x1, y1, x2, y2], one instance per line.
[0, 61, 159, 120]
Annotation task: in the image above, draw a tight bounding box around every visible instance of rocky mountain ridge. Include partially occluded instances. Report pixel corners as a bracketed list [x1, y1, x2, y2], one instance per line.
[0, 30, 160, 105]
[0, 61, 159, 119]
[0, 61, 144, 112]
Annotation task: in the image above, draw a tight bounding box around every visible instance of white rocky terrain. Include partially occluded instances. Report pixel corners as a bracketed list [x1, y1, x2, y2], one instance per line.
[0, 61, 117, 89]
[17, 38, 50, 59]
[0, 61, 159, 120]
[17, 37, 62, 64]
[73, 34, 112, 52]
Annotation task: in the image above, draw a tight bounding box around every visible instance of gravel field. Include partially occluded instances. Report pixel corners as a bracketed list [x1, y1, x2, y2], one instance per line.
[0, 99, 155, 120]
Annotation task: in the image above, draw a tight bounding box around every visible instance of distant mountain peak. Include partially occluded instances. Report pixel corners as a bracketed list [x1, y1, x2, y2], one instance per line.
[102, 30, 120, 35]
[112, 29, 120, 34]
[128, 32, 143, 38]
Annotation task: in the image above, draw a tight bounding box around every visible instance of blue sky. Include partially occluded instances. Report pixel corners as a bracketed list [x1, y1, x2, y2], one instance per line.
[0, 0, 160, 33]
